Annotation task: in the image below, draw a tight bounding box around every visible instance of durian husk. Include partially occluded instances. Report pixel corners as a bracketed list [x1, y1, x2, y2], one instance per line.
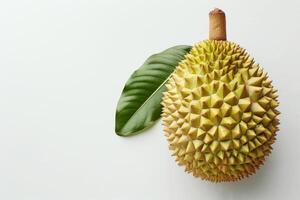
[161, 40, 279, 182]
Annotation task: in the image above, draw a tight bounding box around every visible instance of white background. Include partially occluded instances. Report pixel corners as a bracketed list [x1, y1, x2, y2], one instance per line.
[0, 0, 299, 199]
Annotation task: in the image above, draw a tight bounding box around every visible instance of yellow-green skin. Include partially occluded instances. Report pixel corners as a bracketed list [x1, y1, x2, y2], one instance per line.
[162, 40, 279, 182]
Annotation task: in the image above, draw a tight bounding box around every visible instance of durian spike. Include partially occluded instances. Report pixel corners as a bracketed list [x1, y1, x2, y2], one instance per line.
[209, 8, 227, 41]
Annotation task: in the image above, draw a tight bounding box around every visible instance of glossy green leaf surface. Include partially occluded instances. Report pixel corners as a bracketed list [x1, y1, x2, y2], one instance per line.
[115, 45, 191, 136]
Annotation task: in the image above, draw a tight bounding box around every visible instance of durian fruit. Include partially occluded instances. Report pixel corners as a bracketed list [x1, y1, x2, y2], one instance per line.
[161, 8, 279, 182]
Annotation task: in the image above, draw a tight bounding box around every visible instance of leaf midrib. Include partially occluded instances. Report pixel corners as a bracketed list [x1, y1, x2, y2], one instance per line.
[120, 72, 172, 134]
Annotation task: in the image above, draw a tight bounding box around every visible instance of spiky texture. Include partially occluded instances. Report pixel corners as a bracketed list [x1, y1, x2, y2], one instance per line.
[161, 40, 279, 182]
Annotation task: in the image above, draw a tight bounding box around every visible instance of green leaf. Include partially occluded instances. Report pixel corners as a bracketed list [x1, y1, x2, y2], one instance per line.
[115, 45, 191, 136]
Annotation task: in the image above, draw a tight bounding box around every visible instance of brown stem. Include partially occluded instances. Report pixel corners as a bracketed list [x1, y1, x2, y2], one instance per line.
[209, 8, 227, 41]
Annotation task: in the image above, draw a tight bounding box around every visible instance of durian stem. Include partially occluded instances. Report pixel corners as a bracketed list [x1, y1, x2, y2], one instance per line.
[209, 8, 227, 41]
